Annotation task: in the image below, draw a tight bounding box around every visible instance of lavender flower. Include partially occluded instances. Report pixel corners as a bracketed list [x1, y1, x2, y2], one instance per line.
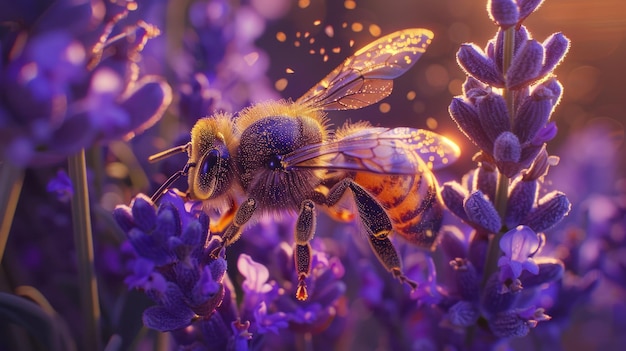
[434, 0, 572, 346]
[114, 191, 226, 334]
[0, 0, 171, 167]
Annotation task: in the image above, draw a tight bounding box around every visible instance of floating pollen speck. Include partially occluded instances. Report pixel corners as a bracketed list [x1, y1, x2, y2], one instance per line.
[342, 22, 348, 29]
[309, 37, 315, 44]
[332, 47, 341, 54]
[320, 47, 326, 55]
[286, 68, 295, 74]
[296, 32, 301, 38]
[294, 40, 301, 47]
[276, 32, 287, 42]
[349, 39, 355, 47]
[323, 54, 329, 62]
[313, 20, 322, 26]
[275, 78, 288, 91]
[344, 0, 356, 10]
[309, 49, 316, 54]
[325, 25, 334, 38]
[406, 90, 417, 101]
[379, 102, 391, 113]
[369, 24, 382, 37]
[351, 22, 363, 33]
[426, 117, 438, 130]
[298, 0, 310, 9]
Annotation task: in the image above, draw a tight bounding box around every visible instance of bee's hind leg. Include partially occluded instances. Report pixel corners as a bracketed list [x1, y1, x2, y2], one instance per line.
[327, 179, 417, 290]
[293, 200, 316, 301]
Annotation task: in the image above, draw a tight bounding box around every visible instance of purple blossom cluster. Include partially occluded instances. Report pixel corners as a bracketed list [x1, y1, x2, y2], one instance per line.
[431, 0, 573, 346]
[0, 0, 172, 167]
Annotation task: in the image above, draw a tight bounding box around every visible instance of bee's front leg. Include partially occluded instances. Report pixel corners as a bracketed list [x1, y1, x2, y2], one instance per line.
[327, 179, 417, 290]
[293, 199, 316, 301]
[210, 198, 257, 257]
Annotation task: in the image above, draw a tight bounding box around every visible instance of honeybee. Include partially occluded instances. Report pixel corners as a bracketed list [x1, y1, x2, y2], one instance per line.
[150, 28, 460, 300]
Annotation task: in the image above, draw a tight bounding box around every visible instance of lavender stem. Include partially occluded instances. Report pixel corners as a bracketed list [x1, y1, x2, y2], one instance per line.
[68, 149, 102, 351]
[0, 162, 23, 263]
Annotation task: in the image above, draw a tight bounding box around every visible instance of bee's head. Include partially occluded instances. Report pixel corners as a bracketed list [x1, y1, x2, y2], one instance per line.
[149, 115, 235, 203]
[186, 117, 234, 200]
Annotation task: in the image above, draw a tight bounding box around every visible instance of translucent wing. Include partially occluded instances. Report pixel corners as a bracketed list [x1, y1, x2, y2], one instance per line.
[295, 28, 434, 111]
[282, 127, 460, 174]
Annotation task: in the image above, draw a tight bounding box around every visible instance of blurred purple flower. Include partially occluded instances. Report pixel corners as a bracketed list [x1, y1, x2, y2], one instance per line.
[46, 169, 73, 202]
[0, 0, 171, 167]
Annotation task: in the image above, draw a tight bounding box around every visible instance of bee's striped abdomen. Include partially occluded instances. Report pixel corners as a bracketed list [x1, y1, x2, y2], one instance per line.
[354, 171, 442, 250]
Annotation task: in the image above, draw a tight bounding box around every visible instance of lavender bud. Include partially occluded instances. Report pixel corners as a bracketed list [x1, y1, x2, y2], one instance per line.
[457, 44, 505, 87]
[490, 311, 532, 338]
[450, 98, 494, 152]
[539, 32, 570, 76]
[538, 77, 563, 106]
[442, 181, 471, 222]
[450, 258, 481, 301]
[464, 190, 502, 233]
[513, 86, 555, 144]
[493, 26, 530, 73]
[518, 0, 545, 20]
[522, 191, 571, 232]
[439, 227, 469, 261]
[531, 121, 558, 146]
[448, 301, 480, 327]
[488, 0, 520, 29]
[463, 76, 487, 96]
[477, 92, 511, 143]
[506, 179, 537, 228]
[113, 205, 135, 233]
[507, 40, 544, 89]
[494, 132, 522, 163]
[143, 283, 197, 331]
[481, 274, 519, 316]
[473, 163, 498, 201]
[132, 194, 158, 232]
[469, 230, 489, 273]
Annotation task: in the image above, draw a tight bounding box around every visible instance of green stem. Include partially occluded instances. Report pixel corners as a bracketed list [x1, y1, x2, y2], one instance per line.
[481, 26, 516, 288]
[0, 162, 24, 264]
[68, 150, 102, 351]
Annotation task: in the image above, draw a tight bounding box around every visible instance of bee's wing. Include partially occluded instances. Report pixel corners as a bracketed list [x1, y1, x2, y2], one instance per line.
[295, 28, 434, 111]
[282, 127, 460, 174]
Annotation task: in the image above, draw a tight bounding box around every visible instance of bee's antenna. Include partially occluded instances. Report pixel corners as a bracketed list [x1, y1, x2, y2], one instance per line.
[150, 162, 195, 203]
[149, 143, 191, 163]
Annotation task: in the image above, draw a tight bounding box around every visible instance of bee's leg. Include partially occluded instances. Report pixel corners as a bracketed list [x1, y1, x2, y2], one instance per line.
[293, 200, 316, 301]
[328, 179, 417, 290]
[210, 198, 257, 257]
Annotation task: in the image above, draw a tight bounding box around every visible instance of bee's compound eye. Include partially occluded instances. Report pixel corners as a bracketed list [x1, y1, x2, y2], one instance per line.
[200, 149, 220, 176]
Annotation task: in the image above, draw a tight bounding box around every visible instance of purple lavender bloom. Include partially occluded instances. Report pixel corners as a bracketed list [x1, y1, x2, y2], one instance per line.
[497, 225, 540, 282]
[0, 0, 171, 167]
[46, 169, 73, 202]
[114, 191, 227, 335]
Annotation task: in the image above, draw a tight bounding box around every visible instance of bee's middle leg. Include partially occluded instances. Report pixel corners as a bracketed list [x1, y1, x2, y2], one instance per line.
[293, 199, 316, 301]
[327, 179, 417, 290]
